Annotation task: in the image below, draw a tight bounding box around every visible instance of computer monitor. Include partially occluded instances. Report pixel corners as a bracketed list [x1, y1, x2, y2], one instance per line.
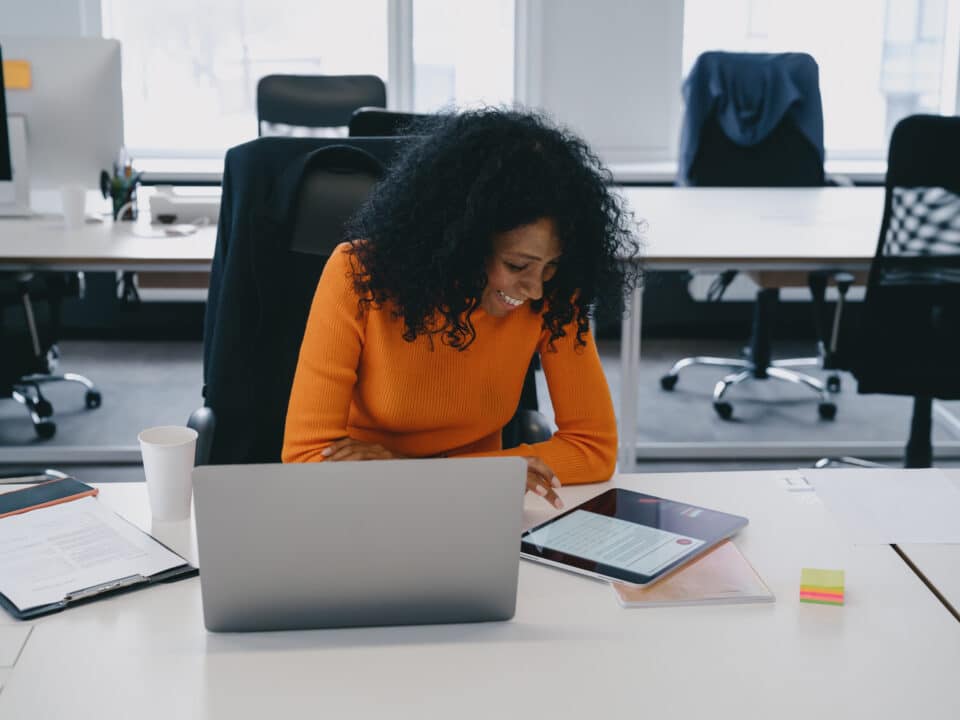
[0, 36, 123, 191]
[0, 45, 12, 182]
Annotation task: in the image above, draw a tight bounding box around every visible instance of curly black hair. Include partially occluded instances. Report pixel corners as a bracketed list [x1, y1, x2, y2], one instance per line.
[346, 108, 642, 350]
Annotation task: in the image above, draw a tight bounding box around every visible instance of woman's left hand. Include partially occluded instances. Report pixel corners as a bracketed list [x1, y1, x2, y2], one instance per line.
[321, 437, 404, 461]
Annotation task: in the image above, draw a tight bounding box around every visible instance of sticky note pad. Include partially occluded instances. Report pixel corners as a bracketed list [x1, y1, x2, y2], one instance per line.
[800, 567, 844, 605]
[2, 60, 32, 89]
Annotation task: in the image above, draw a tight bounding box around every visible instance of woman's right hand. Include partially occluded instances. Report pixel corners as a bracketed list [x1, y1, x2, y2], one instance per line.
[524, 456, 564, 509]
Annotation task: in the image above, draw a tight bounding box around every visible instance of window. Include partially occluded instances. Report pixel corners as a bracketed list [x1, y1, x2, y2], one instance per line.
[683, 0, 960, 160]
[101, 0, 388, 161]
[412, 0, 515, 112]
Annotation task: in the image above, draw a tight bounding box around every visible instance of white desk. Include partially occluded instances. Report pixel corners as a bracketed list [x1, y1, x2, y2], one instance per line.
[620, 186, 884, 272]
[4, 190, 959, 469]
[898, 543, 960, 619]
[1, 471, 958, 719]
[612, 186, 960, 471]
[0, 214, 216, 272]
[0, 214, 216, 464]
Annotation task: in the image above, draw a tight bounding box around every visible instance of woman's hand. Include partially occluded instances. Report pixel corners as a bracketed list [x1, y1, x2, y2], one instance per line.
[322, 437, 405, 461]
[320, 443, 561, 508]
[524, 456, 564, 509]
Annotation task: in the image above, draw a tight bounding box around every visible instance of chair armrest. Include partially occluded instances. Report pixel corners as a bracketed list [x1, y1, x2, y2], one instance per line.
[825, 173, 855, 187]
[502, 409, 554, 449]
[187, 407, 216, 466]
[516, 409, 554, 445]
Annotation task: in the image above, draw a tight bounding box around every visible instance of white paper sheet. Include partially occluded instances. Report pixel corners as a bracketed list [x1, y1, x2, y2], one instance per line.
[805, 468, 960, 544]
[0, 497, 186, 612]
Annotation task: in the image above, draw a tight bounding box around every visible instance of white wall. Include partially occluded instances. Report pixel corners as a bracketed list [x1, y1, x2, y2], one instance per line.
[0, 0, 99, 36]
[517, 0, 684, 166]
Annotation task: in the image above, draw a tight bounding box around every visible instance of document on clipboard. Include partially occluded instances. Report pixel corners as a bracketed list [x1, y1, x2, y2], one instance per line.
[0, 479, 197, 619]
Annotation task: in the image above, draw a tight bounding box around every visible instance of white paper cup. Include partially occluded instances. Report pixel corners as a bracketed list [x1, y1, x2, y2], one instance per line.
[138, 425, 198, 521]
[60, 185, 87, 230]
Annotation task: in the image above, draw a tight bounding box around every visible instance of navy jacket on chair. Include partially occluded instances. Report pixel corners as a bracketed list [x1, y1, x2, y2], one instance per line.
[679, 52, 825, 186]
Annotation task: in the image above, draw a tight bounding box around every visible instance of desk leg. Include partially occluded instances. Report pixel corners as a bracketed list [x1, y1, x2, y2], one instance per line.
[618, 283, 642, 473]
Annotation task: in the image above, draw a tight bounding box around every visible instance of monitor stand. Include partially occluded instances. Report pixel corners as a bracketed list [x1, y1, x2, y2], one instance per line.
[0, 115, 31, 217]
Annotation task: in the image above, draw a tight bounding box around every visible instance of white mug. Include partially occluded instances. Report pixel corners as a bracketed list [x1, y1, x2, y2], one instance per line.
[60, 185, 87, 230]
[138, 425, 198, 521]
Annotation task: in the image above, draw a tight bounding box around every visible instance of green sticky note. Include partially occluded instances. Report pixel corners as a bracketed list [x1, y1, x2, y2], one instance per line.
[800, 567, 844, 590]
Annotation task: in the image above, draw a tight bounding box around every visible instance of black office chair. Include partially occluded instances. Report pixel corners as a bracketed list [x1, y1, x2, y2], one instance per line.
[348, 108, 428, 137]
[256, 75, 386, 136]
[660, 51, 836, 421]
[348, 109, 551, 449]
[188, 137, 401, 465]
[1, 272, 101, 438]
[815, 114, 960, 469]
[189, 135, 551, 465]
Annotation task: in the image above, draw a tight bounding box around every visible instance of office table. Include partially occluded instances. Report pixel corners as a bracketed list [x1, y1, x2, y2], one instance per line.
[897, 543, 960, 619]
[0, 214, 216, 464]
[613, 186, 960, 470]
[1, 470, 958, 719]
[0, 214, 216, 272]
[5, 192, 960, 469]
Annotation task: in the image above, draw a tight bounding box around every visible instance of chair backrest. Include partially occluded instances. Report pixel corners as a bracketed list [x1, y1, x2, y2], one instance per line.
[203, 136, 405, 464]
[348, 107, 429, 137]
[689, 115, 825, 186]
[256, 75, 386, 136]
[854, 114, 960, 398]
[289, 145, 385, 254]
[680, 52, 825, 186]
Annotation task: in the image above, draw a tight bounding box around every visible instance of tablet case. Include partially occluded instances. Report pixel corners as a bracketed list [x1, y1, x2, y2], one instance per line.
[0, 478, 198, 620]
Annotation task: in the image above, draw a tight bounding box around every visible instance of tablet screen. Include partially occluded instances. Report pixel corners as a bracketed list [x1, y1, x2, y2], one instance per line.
[521, 489, 748, 586]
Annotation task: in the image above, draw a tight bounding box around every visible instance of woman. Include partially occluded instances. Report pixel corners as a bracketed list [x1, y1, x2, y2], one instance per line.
[282, 109, 640, 509]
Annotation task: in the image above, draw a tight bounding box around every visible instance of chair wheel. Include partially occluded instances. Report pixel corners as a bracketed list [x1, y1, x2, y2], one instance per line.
[35, 420, 56, 439]
[818, 402, 837, 420]
[826, 375, 841, 393]
[35, 398, 54, 418]
[660, 374, 678, 391]
[713, 401, 734, 420]
[85, 391, 102, 409]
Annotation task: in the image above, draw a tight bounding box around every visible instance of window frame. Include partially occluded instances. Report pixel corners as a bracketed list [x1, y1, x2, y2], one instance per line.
[98, 0, 412, 183]
[92, 0, 960, 185]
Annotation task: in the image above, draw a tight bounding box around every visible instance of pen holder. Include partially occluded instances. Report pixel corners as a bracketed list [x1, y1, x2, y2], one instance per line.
[100, 169, 140, 221]
[112, 182, 137, 221]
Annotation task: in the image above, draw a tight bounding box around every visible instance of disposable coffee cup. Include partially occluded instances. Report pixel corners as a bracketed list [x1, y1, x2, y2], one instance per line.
[138, 425, 198, 521]
[60, 185, 87, 230]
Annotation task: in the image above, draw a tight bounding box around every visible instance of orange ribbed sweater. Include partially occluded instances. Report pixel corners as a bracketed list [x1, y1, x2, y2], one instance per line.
[282, 243, 617, 484]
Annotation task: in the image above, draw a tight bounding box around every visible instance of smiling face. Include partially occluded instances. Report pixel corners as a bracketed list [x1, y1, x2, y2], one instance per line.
[480, 217, 562, 317]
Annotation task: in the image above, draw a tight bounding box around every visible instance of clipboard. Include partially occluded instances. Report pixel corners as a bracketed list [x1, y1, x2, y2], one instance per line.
[0, 479, 198, 620]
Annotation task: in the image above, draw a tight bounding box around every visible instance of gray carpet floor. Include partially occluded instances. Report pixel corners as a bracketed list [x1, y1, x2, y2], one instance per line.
[2, 338, 959, 481]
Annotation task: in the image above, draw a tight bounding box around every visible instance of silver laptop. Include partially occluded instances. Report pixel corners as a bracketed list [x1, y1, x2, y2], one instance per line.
[193, 457, 526, 632]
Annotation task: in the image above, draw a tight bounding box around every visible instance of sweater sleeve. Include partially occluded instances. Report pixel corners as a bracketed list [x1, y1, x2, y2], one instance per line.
[282, 244, 365, 463]
[454, 320, 618, 485]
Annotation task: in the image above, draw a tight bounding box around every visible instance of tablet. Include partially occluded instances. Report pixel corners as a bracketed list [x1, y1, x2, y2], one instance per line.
[521, 489, 748, 587]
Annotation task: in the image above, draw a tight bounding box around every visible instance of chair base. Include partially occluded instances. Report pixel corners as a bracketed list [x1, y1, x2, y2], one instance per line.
[10, 372, 102, 440]
[660, 287, 840, 421]
[3, 280, 102, 439]
[661, 354, 837, 421]
[814, 396, 934, 469]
